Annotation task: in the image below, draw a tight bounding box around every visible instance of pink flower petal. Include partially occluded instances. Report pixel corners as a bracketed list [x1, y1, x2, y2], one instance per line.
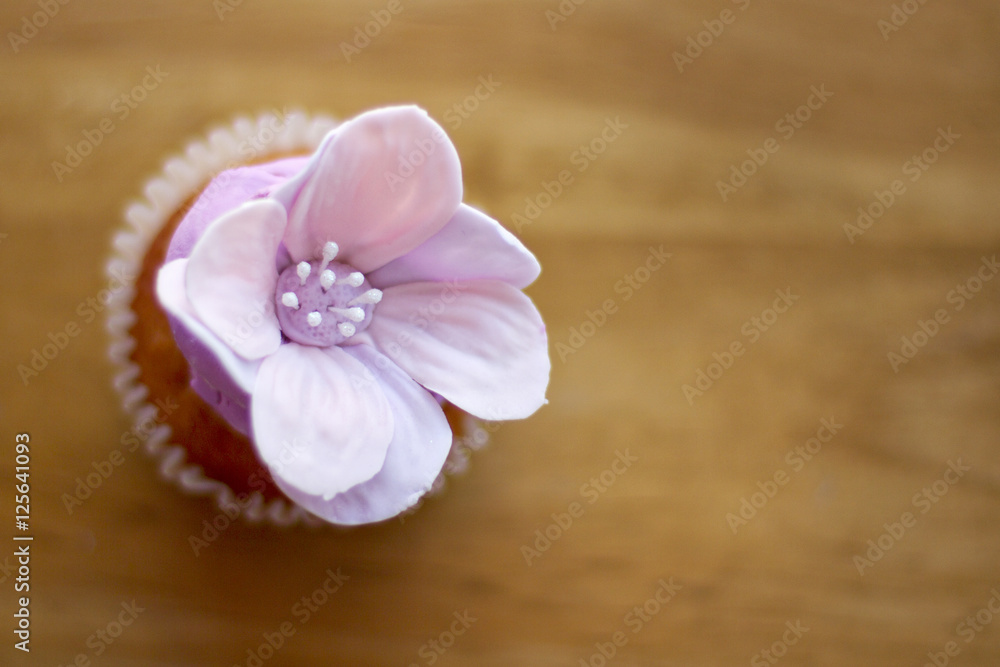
[368, 204, 541, 290]
[251, 344, 393, 499]
[186, 199, 286, 360]
[367, 280, 550, 420]
[156, 259, 261, 395]
[273, 106, 462, 272]
[271, 344, 452, 525]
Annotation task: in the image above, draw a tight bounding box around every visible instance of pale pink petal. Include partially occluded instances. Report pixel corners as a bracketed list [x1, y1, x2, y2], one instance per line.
[367, 280, 550, 420]
[156, 259, 261, 395]
[272, 106, 462, 272]
[186, 199, 286, 360]
[251, 344, 393, 499]
[368, 204, 541, 290]
[272, 344, 452, 525]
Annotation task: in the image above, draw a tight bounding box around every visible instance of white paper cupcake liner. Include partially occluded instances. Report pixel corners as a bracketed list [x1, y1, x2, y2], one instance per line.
[105, 110, 487, 527]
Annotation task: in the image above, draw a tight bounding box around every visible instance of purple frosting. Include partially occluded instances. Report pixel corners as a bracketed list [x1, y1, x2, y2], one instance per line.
[164, 157, 308, 435]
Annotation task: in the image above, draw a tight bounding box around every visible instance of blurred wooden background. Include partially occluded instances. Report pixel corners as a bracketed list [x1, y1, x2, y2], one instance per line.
[2, 0, 999, 665]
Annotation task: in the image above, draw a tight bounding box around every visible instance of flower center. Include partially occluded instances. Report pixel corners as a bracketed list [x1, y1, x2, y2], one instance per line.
[274, 241, 382, 347]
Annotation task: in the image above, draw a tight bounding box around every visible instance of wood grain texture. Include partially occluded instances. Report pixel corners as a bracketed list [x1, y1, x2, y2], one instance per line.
[1, 1, 999, 665]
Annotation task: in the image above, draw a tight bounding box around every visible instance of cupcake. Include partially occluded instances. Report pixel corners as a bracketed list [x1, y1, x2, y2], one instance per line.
[107, 106, 550, 526]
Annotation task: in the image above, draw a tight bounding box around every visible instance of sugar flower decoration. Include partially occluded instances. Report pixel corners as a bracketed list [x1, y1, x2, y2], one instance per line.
[156, 106, 549, 524]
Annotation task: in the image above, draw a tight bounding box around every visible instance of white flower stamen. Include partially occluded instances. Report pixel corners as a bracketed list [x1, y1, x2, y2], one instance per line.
[306, 311, 322, 327]
[348, 288, 383, 306]
[319, 241, 339, 272]
[328, 306, 365, 322]
[320, 269, 336, 291]
[338, 322, 356, 337]
[281, 292, 300, 309]
[339, 271, 364, 287]
[296, 261, 311, 286]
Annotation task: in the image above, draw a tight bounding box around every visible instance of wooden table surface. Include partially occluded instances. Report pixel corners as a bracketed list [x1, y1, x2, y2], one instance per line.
[2, 1, 999, 665]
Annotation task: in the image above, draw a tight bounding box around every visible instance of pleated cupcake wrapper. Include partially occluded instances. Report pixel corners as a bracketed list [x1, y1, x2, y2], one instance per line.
[106, 110, 488, 527]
